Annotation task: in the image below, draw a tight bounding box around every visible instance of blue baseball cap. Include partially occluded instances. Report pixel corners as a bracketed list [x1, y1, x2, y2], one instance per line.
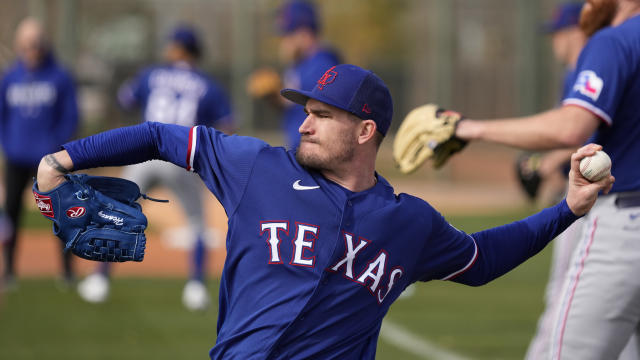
[543, 2, 583, 33]
[277, 0, 319, 34]
[169, 24, 202, 58]
[281, 64, 394, 136]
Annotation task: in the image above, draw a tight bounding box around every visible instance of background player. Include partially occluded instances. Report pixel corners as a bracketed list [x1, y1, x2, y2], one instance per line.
[523, 3, 589, 358]
[0, 17, 78, 290]
[246, 0, 340, 149]
[77, 24, 234, 311]
[449, 0, 640, 357]
[35, 63, 612, 359]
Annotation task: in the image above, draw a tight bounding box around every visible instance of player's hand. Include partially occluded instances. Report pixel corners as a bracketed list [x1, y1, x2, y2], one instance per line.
[565, 144, 615, 216]
[246, 67, 282, 98]
[36, 150, 73, 192]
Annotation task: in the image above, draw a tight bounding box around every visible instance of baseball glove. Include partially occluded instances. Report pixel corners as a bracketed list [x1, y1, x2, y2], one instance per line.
[246, 67, 282, 98]
[393, 104, 467, 174]
[515, 152, 542, 200]
[32, 174, 164, 262]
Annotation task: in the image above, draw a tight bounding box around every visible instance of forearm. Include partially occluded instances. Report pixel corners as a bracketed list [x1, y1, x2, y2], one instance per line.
[64, 122, 160, 170]
[454, 200, 579, 286]
[36, 123, 161, 192]
[456, 107, 598, 150]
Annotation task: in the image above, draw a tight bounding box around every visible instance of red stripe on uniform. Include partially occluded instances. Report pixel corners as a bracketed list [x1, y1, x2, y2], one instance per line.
[554, 216, 598, 360]
[186, 126, 195, 171]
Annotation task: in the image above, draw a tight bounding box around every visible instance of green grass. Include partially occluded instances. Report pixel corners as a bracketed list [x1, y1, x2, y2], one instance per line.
[0, 210, 552, 360]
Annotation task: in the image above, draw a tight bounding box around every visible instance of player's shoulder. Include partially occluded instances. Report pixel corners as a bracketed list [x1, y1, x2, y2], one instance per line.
[589, 16, 640, 49]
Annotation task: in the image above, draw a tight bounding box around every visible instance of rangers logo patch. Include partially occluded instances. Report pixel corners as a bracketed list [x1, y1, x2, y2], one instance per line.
[33, 191, 54, 218]
[66, 206, 86, 218]
[573, 70, 603, 101]
[317, 66, 337, 90]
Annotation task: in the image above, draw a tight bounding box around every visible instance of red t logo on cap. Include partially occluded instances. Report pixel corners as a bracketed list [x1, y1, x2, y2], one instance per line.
[317, 66, 337, 90]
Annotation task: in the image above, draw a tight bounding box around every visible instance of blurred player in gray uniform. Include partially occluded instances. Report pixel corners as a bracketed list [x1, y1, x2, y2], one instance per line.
[77, 24, 234, 311]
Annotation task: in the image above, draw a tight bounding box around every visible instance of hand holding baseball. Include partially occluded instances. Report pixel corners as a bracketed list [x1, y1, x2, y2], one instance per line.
[565, 144, 615, 216]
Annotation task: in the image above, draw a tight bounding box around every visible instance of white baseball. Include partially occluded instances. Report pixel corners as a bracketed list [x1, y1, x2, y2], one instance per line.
[579, 150, 611, 182]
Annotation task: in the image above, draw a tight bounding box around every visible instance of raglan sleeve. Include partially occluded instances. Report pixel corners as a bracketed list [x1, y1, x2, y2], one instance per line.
[412, 206, 478, 283]
[562, 31, 631, 125]
[63, 122, 267, 212]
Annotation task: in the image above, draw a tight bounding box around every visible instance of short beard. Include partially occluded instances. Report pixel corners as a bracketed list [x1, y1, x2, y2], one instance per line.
[295, 136, 356, 171]
[580, 0, 618, 37]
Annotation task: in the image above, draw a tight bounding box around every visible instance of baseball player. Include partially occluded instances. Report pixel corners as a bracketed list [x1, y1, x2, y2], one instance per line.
[77, 24, 234, 311]
[523, 3, 588, 358]
[1, 17, 78, 289]
[35, 63, 612, 359]
[450, 0, 640, 358]
[247, 0, 340, 150]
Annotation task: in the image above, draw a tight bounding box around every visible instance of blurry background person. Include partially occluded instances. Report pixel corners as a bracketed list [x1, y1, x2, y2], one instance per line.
[0, 17, 78, 290]
[77, 24, 234, 311]
[247, 0, 340, 150]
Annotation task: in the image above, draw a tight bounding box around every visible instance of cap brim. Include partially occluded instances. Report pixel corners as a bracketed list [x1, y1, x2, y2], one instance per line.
[280, 88, 353, 116]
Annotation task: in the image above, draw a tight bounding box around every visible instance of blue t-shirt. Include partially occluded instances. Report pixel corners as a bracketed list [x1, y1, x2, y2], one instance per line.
[282, 48, 341, 149]
[118, 62, 233, 128]
[64, 122, 578, 359]
[562, 15, 640, 192]
[0, 54, 78, 167]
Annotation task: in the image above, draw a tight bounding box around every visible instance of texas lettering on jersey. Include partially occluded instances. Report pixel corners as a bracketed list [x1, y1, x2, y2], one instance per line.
[260, 221, 403, 304]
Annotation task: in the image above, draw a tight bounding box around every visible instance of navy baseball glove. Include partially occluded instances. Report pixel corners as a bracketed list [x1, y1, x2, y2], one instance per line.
[32, 174, 163, 262]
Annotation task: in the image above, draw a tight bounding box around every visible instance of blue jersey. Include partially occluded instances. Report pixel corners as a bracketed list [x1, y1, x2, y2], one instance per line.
[562, 15, 640, 192]
[118, 62, 232, 128]
[0, 53, 78, 167]
[282, 48, 340, 149]
[64, 122, 579, 359]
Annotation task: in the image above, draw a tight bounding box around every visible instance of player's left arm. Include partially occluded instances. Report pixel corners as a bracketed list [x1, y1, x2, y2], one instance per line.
[421, 144, 613, 286]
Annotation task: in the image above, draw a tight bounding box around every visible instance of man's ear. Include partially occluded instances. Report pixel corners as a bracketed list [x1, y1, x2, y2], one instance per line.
[357, 120, 377, 145]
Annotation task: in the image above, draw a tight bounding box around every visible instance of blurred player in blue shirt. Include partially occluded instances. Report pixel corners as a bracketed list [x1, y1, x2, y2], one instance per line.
[0, 18, 78, 289]
[247, 0, 340, 150]
[77, 24, 234, 311]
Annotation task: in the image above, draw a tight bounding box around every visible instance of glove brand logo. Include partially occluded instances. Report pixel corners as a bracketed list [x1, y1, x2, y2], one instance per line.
[33, 191, 54, 218]
[98, 211, 124, 226]
[317, 66, 337, 90]
[66, 206, 86, 218]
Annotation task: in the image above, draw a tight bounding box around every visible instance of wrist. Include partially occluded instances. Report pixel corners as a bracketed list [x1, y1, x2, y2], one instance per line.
[36, 152, 73, 192]
[455, 119, 481, 141]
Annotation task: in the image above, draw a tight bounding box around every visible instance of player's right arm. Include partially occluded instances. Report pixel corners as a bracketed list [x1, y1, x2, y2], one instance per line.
[455, 105, 599, 150]
[36, 122, 268, 212]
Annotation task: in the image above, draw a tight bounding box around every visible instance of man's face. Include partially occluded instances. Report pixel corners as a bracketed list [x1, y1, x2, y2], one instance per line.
[278, 29, 307, 63]
[580, 0, 618, 36]
[551, 27, 579, 66]
[296, 99, 360, 171]
[14, 22, 44, 69]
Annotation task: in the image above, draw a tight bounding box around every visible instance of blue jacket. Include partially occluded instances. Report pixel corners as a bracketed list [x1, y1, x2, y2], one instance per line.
[0, 53, 78, 167]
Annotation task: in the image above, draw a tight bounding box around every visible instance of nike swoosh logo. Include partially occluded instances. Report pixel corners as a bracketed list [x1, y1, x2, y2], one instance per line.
[293, 180, 320, 191]
[630, 213, 640, 221]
